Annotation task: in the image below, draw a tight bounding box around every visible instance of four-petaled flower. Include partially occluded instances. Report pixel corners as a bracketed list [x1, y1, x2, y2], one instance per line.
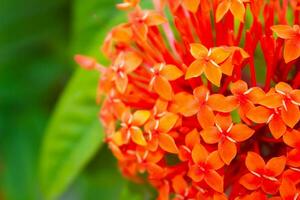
[240, 152, 286, 194]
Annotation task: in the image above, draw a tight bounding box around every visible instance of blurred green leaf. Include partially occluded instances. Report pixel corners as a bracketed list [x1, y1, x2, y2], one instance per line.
[39, 68, 103, 200]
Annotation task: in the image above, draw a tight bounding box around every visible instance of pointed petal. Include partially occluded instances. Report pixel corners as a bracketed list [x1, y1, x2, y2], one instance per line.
[197, 105, 215, 129]
[216, 0, 231, 22]
[290, 90, 300, 105]
[74, 54, 97, 70]
[172, 175, 188, 194]
[158, 112, 179, 133]
[287, 148, 300, 168]
[218, 139, 237, 165]
[146, 11, 167, 26]
[246, 106, 272, 123]
[281, 100, 300, 128]
[115, 74, 128, 93]
[185, 129, 200, 149]
[204, 62, 222, 86]
[271, 25, 296, 39]
[283, 129, 300, 148]
[112, 131, 126, 146]
[279, 179, 297, 199]
[185, 59, 205, 79]
[174, 92, 199, 116]
[229, 124, 255, 142]
[131, 128, 147, 146]
[182, 0, 200, 13]
[246, 87, 266, 104]
[204, 170, 224, 193]
[259, 93, 283, 108]
[215, 113, 232, 131]
[210, 47, 231, 64]
[124, 52, 143, 72]
[207, 151, 224, 170]
[160, 64, 183, 81]
[265, 156, 286, 177]
[284, 39, 300, 63]
[239, 173, 262, 190]
[220, 56, 234, 76]
[200, 127, 221, 144]
[245, 152, 265, 172]
[132, 110, 150, 126]
[208, 94, 239, 112]
[230, 80, 248, 95]
[188, 165, 205, 182]
[269, 116, 286, 139]
[230, 0, 245, 22]
[158, 133, 178, 154]
[275, 82, 293, 95]
[192, 143, 208, 164]
[153, 76, 173, 101]
[190, 43, 208, 59]
[193, 85, 209, 102]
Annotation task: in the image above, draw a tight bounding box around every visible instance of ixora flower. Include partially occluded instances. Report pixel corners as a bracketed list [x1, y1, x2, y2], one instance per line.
[75, 0, 300, 199]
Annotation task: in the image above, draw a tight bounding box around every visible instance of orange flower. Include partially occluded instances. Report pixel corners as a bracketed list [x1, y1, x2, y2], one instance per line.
[187, 143, 224, 192]
[271, 25, 300, 63]
[112, 109, 150, 146]
[185, 43, 231, 86]
[240, 152, 286, 194]
[283, 129, 300, 168]
[200, 113, 254, 164]
[178, 129, 200, 161]
[216, 0, 248, 22]
[230, 80, 264, 123]
[149, 63, 183, 100]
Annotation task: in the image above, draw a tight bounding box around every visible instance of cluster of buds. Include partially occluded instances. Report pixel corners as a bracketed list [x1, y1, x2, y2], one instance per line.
[75, 0, 300, 199]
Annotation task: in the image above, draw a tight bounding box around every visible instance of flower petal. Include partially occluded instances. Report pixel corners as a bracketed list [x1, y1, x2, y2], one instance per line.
[230, 80, 248, 95]
[287, 148, 300, 168]
[261, 179, 280, 195]
[160, 64, 183, 81]
[290, 90, 300, 105]
[158, 112, 179, 133]
[271, 25, 296, 39]
[275, 82, 293, 95]
[245, 152, 265, 172]
[283, 129, 300, 148]
[207, 151, 224, 170]
[216, 0, 231, 22]
[172, 175, 188, 194]
[74, 54, 97, 70]
[215, 113, 232, 131]
[200, 126, 220, 144]
[246, 106, 272, 123]
[204, 62, 222, 86]
[185, 129, 200, 149]
[145, 11, 167, 26]
[131, 128, 147, 146]
[284, 39, 300, 63]
[281, 100, 300, 128]
[188, 165, 205, 182]
[218, 139, 237, 165]
[239, 173, 262, 190]
[230, 0, 245, 22]
[192, 143, 208, 164]
[185, 59, 205, 79]
[182, 0, 200, 13]
[158, 133, 178, 154]
[190, 43, 208, 59]
[132, 110, 151, 126]
[174, 92, 199, 116]
[229, 124, 255, 142]
[115, 74, 128, 93]
[259, 93, 283, 108]
[265, 156, 286, 177]
[193, 85, 209, 102]
[153, 76, 173, 101]
[197, 105, 215, 129]
[204, 170, 224, 192]
[246, 87, 265, 104]
[124, 52, 143, 72]
[210, 47, 231, 64]
[269, 115, 286, 139]
[208, 94, 239, 112]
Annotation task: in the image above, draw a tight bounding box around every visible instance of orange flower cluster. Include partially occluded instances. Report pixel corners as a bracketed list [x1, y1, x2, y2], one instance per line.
[75, 0, 300, 199]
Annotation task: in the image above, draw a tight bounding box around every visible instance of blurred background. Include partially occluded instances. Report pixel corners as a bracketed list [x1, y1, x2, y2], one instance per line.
[0, 0, 154, 199]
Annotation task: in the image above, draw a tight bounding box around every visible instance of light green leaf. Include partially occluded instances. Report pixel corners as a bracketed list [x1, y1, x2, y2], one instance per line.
[39, 68, 103, 200]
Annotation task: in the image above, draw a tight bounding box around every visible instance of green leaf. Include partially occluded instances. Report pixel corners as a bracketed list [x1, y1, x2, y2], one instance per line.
[39, 68, 103, 200]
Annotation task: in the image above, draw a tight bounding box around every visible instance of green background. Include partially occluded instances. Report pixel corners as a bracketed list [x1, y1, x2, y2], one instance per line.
[0, 0, 154, 199]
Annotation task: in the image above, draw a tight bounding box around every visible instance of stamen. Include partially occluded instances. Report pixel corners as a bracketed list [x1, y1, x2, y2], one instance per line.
[266, 113, 274, 124]
[262, 175, 278, 182]
[226, 136, 237, 143]
[226, 123, 233, 133]
[282, 100, 288, 111]
[250, 170, 261, 178]
[216, 123, 223, 133]
[243, 88, 254, 95]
